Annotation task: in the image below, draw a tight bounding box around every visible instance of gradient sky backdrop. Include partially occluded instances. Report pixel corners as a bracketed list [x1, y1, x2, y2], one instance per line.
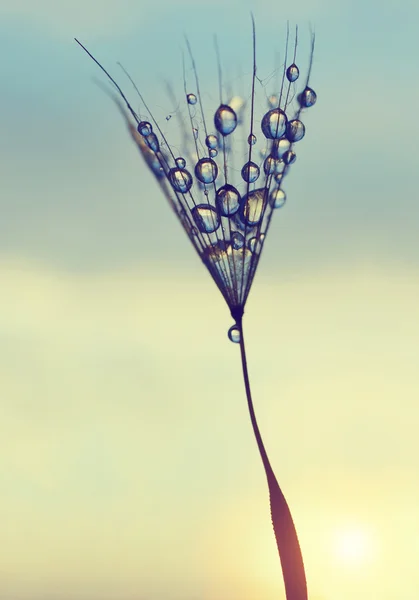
[1, 0, 418, 599]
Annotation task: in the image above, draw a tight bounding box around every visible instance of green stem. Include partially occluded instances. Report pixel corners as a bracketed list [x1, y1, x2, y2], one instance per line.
[237, 316, 308, 600]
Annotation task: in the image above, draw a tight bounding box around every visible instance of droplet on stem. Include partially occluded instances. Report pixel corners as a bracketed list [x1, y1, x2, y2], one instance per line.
[228, 324, 241, 343]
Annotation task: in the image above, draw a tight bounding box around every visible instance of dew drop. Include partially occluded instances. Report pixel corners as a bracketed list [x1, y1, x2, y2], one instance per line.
[193, 127, 199, 140]
[263, 156, 285, 176]
[145, 132, 159, 152]
[298, 86, 317, 108]
[286, 63, 300, 82]
[228, 324, 241, 343]
[248, 236, 258, 252]
[247, 134, 257, 145]
[228, 96, 245, 113]
[169, 167, 193, 193]
[205, 134, 218, 149]
[268, 94, 278, 108]
[137, 121, 152, 136]
[260, 233, 265, 242]
[214, 104, 237, 136]
[195, 157, 218, 184]
[209, 148, 218, 158]
[271, 137, 291, 159]
[231, 231, 244, 250]
[274, 172, 283, 184]
[287, 119, 305, 142]
[241, 188, 267, 226]
[215, 184, 241, 216]
[283, 150, 296, 165]
[270, 188, 286, 209]
[261, 108, 287, 139]
[175, 157, 186, 168]
[187, 93, 197, 105]
[241, 161, 260, 183]
[192, 204, 220, 233]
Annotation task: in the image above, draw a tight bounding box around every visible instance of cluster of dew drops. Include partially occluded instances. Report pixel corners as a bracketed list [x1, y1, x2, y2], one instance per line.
[136, 60, 316, 344]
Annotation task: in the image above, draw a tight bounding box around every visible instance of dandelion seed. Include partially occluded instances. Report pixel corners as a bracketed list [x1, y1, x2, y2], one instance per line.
[75, 18, 317, 600]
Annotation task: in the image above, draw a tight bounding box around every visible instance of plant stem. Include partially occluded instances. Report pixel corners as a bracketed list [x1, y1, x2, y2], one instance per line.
[236, 316, 308, 600]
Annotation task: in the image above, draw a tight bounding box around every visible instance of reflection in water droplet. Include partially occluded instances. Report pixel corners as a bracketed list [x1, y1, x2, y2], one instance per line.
[209, 148, 218, 158]
[216, 184, 241, 216]
[187, 93, 197, 105]
[193, 127, 199, 140]
[287, 119, 305, 142]
[247, 134, 257, 145]
[268, 95, 278, 108]
[214, 104, 238, 136]
[274, 172, 283, 184]
[298, 86, 317, 108]
[175, 157, 186, 168]
[137, 121, 152, 136]
[261, 108, 287, 139]
[272, 137, 291, 158]
[195, 158, 218, 184]
[145, 133, 159, 152]
[169, 167, 193, 193]
[270, 188, 286, 208]
[286, 63, 300, 82]
[192, 204, 220, 233]
[228, 324, 241, 343]
[283, 150, 296, 165]
[248, 236, 258, 252]
[241, 188, 266, 226]
[241, 161, 260, 183]
[263, 156, 285, 175]
[231, 231, 244, 249]
[205, 134, 218, 149]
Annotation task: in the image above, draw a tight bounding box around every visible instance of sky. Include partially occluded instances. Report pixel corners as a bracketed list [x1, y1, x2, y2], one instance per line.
[1, 1, 419, 600]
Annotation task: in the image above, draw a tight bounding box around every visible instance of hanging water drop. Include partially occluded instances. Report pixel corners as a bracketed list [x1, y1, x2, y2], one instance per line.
[298, 86, 317, 108]
[286, 63, 300, 82]
[228, 324, 241, 343]
[287, 119, 305, 142]
[270, 188, 286, 208]
[283, 150, 296, 165]
[193, 127, 199, 140]
[263, 156, 285, 176]
[231, 231, 244, 250]
[215, 184, 241, 216]
[145, 133, 159, 152]
[175, 157, 186, 168]
[271, 137, 290, 158]
[137, 121, 152, 136]
[192, 204, 220, 233]
[169, 167, 193, 193]
[247, 134, 257, 145]
[187, 93, 197, 105]
[248, 236, 258, 253]
[209, 148, 218, 158]
[261, 108, 287, 139]
[205, 134, 218, 149]
[241, 188, 266, 226]
[268, 95, 278, 108]
[214, 104, 237, 136]
[195, 158, 218, 184]
[241, 161, 260, 183]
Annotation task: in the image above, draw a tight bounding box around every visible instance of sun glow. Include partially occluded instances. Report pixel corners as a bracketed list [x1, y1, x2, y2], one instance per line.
[333, 526, 375, 568]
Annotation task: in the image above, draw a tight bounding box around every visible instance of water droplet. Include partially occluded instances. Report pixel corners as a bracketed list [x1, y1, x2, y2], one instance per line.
[214, 104, 237, 136]
[195, 158, 218, 184]
[193, 127, 199, 140]
[263, 156, 285, 175]
[274, 172, 283, 184]
[145, 132, 159, 152]
[228, 96, 245, 113]
[286, 63, 300, 82]
[192, 204, 220, 233]
[137, 121, 152, 136]
[270, 188, 286, 208]
[248, 236, 258, 252]
[298, 86, 317, 108]
[205, 134, 218, 149]
[271, 137, 291, 158]
[215, 184, 241, 216]
[228, 324, 241, 343]
[241, 161, 260, 183]
[187, 93, 197, 105]
[287, 119, 305, 142]
[283, 150, 296, 165]
[231, 231, 244, 250]
[175, 157, 186, 168]
[169, 167, 193, 193]
[166, 114, 172, 121]
[247, 134, 257, 145]
[268, 94, 279, 108]
[241, 188, 267, 226]
[209, 148, 218, 158]
[261, 108, 287, 139]
[260, 233, 265, 242]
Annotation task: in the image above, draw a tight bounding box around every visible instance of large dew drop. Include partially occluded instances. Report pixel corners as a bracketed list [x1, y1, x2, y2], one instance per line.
[298, 86, 317, 108]
[286, 63, 300, 82]
[228, 324, 241, 343]
[192, 204, 220, 233]
[175, 157, 186, 168]
[270, 188, 286, 208]
[287, 119, 305, 142]
[263, 156, 285, 176]
[241, 188, 267, 226]
[283, 150, 296, 165]
[215, 184, 241, 216]
[214, 105, 237, 136]
[241, 161, 260, 183]
[205, 134, 218, 149]
[261, 108, 287, 139]
[137, 121, 152, 136]
[169, 167, 193, 193]
[195, 158, 218, 184]
[271, 137, 291, 158]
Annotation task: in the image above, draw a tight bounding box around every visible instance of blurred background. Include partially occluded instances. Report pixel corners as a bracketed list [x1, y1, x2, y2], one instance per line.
[1, 0, 418, 599]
